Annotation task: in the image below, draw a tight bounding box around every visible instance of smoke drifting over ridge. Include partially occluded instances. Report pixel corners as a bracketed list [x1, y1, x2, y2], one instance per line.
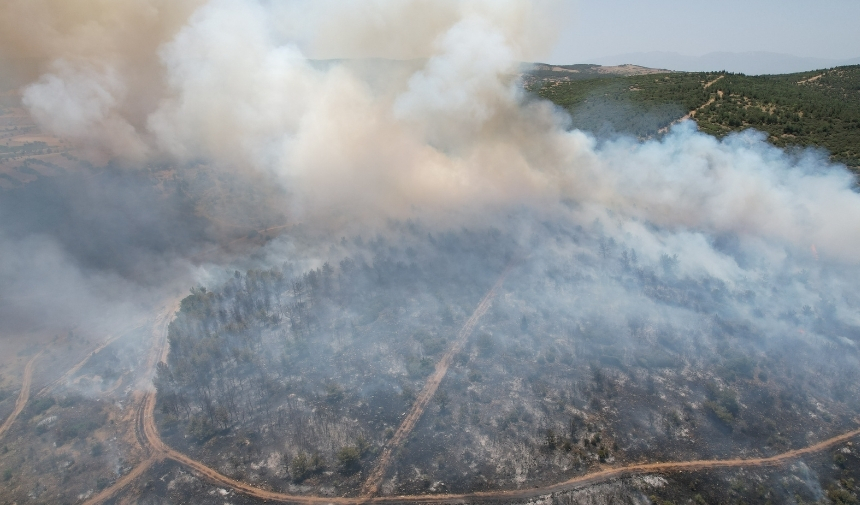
[2, 0, 860, 349]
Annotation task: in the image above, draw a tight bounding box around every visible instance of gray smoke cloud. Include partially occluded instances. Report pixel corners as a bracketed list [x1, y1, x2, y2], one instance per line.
[2, 0, 860, 353]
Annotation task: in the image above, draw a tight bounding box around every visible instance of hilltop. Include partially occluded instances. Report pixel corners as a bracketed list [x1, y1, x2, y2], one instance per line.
[520, 63, 672, 87]
[527, 64, 860, 170]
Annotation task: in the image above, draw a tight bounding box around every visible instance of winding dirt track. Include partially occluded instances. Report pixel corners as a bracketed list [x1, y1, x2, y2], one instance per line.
[83, 455, 156, 505]
[657, 74, 725, 135]
[0, 351, 42, 439]
[360, 266, 514, 497]
[83, 303, 178, 505]
[142, 342, 860, 504]
[704, 75, 725, 89]
[36, 324, 142, 398]
[0, 320, 146, 443]
[93, 271, 860, 505]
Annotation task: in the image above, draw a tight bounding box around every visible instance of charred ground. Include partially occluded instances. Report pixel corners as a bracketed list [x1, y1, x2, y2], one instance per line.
[151, 222, 860, 500]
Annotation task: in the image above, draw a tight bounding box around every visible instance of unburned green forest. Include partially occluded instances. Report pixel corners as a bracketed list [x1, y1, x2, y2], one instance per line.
[530, 65, 860, 169]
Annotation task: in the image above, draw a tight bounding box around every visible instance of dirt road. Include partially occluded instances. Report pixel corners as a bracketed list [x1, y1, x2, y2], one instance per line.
[360, 266, 513, 497]
[36, 324, 143, 398]
[83, 303, 178, 505]
[367, 424, 860, 504]
[657, 74, 724, 135]
[82, 456, 156, 505]
[93, 277, 860, 505]
[0, 351, 42, 439]
[704, 75, 725, 89]
[145, 383, 860, 505]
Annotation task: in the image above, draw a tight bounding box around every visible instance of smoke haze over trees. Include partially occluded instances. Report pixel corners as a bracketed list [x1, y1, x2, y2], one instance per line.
[1, 1, 860, 502]
[2, 1, 860, 329]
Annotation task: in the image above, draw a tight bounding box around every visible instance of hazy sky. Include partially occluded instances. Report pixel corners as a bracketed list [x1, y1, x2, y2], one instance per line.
[549, 0, 860, 63]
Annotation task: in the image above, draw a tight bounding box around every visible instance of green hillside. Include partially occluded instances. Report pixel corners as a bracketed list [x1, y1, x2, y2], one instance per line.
[529, 65, 860, 169]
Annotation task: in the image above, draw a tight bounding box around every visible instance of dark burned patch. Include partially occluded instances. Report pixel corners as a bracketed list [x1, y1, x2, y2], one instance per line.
[138, 219, 860, 500]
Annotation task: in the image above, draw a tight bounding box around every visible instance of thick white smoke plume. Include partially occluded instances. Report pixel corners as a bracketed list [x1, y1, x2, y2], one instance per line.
[23, 60, 149, 158]
[3, 0, 860, 338]
[141, 0, 569, 225]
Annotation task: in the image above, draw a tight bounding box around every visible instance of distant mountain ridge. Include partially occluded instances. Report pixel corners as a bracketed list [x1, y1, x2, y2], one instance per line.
[519, 63, 673, 88]
[590, 51, 860, 76]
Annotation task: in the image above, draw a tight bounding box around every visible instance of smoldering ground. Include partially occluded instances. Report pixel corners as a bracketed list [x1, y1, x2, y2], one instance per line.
[1, 0, 860, 405]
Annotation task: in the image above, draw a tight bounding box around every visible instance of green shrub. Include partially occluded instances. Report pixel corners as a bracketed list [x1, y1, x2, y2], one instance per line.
[290, 451, 324, 482]
[290, 452, 310, 482]
[336, 445, 361, 474]
[704, 401, 735, 426]
[827, 487, 858, 505]
[26, 396, 54, 418]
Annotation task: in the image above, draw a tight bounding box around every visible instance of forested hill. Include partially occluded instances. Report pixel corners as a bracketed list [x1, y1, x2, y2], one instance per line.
[528, 65, 860, 170]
